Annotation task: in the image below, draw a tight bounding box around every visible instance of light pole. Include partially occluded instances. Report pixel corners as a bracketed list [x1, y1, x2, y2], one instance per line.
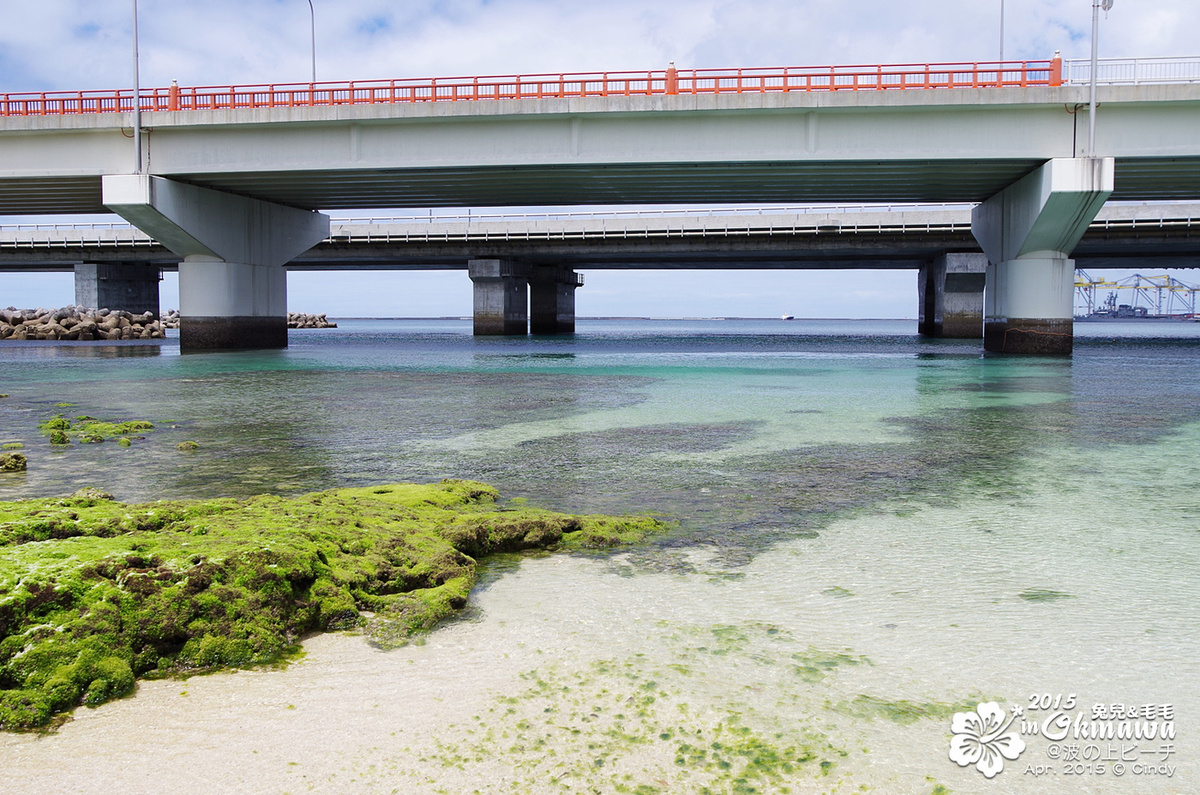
[132, 0, 142, 173]
[1089, 0, 1114, 157]
[999, 0, 1005, 62]
[307, 0, 316, 84]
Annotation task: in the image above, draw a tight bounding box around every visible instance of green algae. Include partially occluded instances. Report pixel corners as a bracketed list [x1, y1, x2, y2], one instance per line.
[175, 441, 199, 452]
[1, 443, 22, 451]
[432, 656, 847, 793]
[384, 615, 982, 792]
[790, 647, 870, 684]
[1018, 588, 1075, 602]
[0, 454, 26, 473]
[37, 413, 155, 446]
[0, 480, 666, 731]
[826, 694, 981, 725]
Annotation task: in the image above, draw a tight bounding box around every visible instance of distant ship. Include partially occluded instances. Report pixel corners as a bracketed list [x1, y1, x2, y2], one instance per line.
[1075, 286, 1196, 321]
[1076, 304, 1192, 321]
[781, 314, 795, 321]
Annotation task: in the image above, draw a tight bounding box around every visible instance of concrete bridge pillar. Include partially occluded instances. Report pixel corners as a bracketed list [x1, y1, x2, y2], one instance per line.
[101, 175, 329, 350]
[469, 259, 530, 335]
[918, 253, 986, 338]
[74, 262, 160, 316]
[972, 158, 1113, 354]
[530, 266, 582, 335]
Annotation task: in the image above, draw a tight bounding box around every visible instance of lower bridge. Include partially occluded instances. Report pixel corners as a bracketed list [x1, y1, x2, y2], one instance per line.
[3, 199, 1198, 346]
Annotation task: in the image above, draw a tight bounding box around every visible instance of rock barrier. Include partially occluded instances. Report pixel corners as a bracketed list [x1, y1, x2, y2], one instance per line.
[159, 310, 336, 329]
[288, 312, 338, 329]
[0, 307, 164, 341]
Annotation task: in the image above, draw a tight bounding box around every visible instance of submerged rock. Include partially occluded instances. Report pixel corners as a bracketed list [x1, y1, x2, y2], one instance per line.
[38, 414, 156, 447]
[0, 453, 26, 472]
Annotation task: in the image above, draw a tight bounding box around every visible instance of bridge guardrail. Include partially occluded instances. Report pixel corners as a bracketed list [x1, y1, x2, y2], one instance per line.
[1, 208, 1194, 251]
[0, 60, 1058, 117]
[7, 56, 1198, 119]
[0, 203, 980, 233]
[1062, 56, 1200, 85]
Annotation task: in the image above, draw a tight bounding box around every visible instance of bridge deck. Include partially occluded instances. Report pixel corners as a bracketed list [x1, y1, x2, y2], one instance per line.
[2, 204, 1195, 272]
[3, 81, 1199, 213]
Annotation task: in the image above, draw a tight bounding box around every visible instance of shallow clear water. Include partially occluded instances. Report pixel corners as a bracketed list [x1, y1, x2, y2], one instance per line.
[1, 318, 1198, 793]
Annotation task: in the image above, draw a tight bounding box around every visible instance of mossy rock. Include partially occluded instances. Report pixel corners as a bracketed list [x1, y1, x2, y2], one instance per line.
[0, 453, 27, 472]
[37, 413, 156, 447]
[0, 479, 667, 730]
[175, 441, 199, 452]
[1, 443, 24, 451]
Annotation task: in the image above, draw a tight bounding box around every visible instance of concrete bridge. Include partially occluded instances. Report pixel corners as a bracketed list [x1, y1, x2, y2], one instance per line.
[3, 56, 1200, 352]
[3, 202, 1198, 337]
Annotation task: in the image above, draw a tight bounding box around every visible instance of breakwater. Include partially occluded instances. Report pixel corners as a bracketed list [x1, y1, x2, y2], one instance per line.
[0, 307, 163, 340]
[159, 310, 337, 329]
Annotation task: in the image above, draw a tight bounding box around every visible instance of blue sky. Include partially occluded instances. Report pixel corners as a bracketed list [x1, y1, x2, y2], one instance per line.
[2, 1, 1197, 318]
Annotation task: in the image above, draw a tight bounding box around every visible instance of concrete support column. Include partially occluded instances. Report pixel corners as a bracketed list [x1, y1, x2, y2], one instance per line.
[178, 256, 288, 349]
[918, 253, 986, 338]
[982, 255, 1075, 353]
[972, 158, 1113, 354]
[529, 266, 583, 335]
[101, 174, 328, 350]
[74, 262, 160, 316]
[468, 259, 529, 335]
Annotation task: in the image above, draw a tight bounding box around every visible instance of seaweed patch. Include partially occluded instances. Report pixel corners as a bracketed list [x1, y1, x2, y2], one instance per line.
[0, 480, 666, 730]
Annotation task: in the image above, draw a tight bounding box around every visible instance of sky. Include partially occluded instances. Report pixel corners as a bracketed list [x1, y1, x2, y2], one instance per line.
[1, 0, 1197, 318]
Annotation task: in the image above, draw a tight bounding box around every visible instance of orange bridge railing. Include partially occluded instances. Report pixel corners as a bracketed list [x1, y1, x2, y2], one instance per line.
[0, 58, 1061, 117]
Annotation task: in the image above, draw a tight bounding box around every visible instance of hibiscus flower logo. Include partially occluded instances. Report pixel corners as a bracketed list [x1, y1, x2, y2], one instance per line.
[948, 702, 1026, 778]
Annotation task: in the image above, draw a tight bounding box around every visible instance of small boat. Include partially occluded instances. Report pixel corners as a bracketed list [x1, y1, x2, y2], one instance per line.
[781, 314, 795, 321]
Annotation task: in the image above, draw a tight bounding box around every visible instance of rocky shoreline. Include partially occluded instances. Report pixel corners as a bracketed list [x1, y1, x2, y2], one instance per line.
[0, 307, 164, 341]
[159, 310, 337, 329]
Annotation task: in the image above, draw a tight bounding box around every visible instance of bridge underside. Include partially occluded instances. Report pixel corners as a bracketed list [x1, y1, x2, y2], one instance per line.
[3, 157, 1200, 215]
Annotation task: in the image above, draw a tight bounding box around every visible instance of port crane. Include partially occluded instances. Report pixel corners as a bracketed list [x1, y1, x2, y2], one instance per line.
[1074, 271, 1199, 319]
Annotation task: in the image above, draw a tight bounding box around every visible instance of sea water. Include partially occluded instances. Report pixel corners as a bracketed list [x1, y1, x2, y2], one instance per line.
[0, 319, 1197, 793]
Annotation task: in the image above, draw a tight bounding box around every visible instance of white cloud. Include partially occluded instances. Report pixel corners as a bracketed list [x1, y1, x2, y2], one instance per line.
[1, 0, 1193, 90]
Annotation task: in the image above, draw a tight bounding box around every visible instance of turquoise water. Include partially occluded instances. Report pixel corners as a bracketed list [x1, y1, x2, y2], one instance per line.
[2, 318, 1199, 792]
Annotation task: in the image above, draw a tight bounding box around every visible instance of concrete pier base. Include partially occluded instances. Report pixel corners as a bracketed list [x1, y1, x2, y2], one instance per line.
[982, 256, 1075, 354]
[178, 257, 288, 350]
[469, 259, 529, 335]
[74, 262, 160, 316]
[530, 266, 582, 335]
[178, 316, 288, 349]
[918, 253, 986, 338]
